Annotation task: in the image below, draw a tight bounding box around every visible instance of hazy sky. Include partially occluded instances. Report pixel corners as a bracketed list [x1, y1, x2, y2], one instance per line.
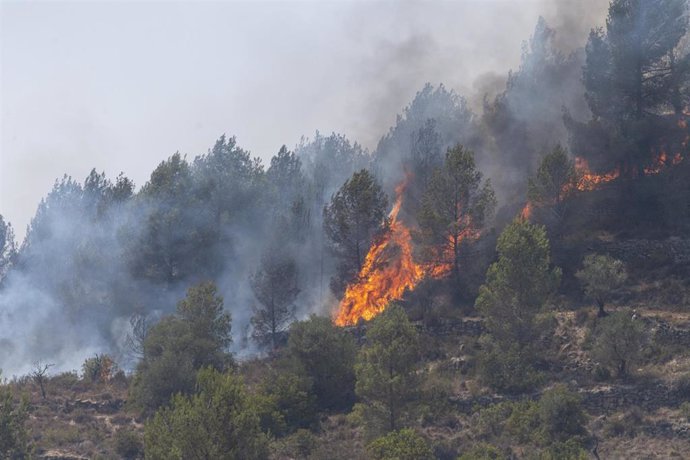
[1, 0, 608, 237]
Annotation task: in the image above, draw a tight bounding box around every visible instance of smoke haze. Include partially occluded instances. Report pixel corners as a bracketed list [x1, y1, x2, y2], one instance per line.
[0, 0, 610, 376]
[2, 0, 608, 234]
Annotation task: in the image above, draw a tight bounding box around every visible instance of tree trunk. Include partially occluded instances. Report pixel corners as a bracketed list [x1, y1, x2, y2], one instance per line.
[597, 299, 607, 317]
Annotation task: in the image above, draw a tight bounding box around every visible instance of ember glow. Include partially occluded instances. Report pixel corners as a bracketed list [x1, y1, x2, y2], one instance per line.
[643, 151, 683, 175]
[334, 178, 473, 326]
[573, 157, 620, 191]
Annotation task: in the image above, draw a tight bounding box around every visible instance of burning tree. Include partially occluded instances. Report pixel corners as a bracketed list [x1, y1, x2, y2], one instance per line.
[334, 150, 493, 327]
[417, 145, 496, 278]
[570, 0, 690, 175]
[334, 178, 423, 326]
[323, 169, 389, 297]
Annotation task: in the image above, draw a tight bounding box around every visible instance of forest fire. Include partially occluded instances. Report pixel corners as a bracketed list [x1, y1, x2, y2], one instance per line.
[573, 157, 620, 191]
[520, 152, 685, 220]
[334, 180, 424, 326]
[643, 151, 683, 175]
[333, 177, 469, 326]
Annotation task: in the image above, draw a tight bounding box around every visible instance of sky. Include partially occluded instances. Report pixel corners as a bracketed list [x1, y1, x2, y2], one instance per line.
[0, 0, 608, 238]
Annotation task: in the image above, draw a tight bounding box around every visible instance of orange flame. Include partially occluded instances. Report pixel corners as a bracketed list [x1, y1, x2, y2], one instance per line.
[334, 177, 476, 326]
[573, 157, 620, 191]
[520, 151, 684, 221]
[334, 180, 423, 326]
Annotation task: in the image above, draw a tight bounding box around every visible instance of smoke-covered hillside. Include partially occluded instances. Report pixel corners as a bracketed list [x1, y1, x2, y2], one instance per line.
[3, 1, 690, 376]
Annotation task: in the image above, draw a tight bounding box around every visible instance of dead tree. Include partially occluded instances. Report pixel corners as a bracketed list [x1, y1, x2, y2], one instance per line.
[31, 361, 54, 399]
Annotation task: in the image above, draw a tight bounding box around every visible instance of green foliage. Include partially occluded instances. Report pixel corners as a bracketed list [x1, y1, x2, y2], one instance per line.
[574, 0, 690, 172]
[457, 443, 505, 460]
[477, 343, 543, 394]
[144, 368, 268, 460]
[474, 386, 587, 452]
[272, 428, 318, 459]
[528, 145, 576, 202]
[417, 144, 496, 276]
[287, 315, 357, 411]
[476, 219, 559, 391]
[575, 254, 627, 316]
[0, 215, 17, 282]
[0, 383, 30, 459]
[266, 145, 305, 210]
[540, 439, 589, 460]
[176, 281, 232, 357]
[527, 145, 576, 227]
[132, 153, 206, 283]
[355, 304, 421, 432]
[323, 169, 388, 295]
[367, 428, 434, 460]
[591, 311, 646, 377]
[114, 428, 144, 460]
[536, 385, 587, 444]
[477, 219, 561, 349]
[250, 242, 299, 350]
[505, 400, 541, 444]
[130, 281, 233, 411]
[256, 365, 317, 436]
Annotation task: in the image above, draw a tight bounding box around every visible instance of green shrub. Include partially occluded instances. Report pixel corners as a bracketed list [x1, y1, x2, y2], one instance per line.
[355, 305, 421, 433]
[540, 439, 589, 460]
[50, 371, 81, 390]
[288, 315, 357, 411]
[130, 282, 234, 412]
[458, 442, 505, 460]
[277, 429, 317, 458]
[477, 343, 543, 394]
[476, 401, 514, 438]
[367, 428, 434, 460]
[473, 387, 588, 451]
[505, 400, 540, 443]
[114, 428, 144, 459]
[575, 253, 627, 317]
[591, 311, 646, 377]
[144, 368, 268, 459]
[536, 385, 587, 444]
[255, 364, 317, 436]
[0, 384, 30, 458]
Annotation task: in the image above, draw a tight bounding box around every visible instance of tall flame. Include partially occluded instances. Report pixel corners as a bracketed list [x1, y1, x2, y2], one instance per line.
[334, 179, 423, 326]
[333, 177, 475, 326]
